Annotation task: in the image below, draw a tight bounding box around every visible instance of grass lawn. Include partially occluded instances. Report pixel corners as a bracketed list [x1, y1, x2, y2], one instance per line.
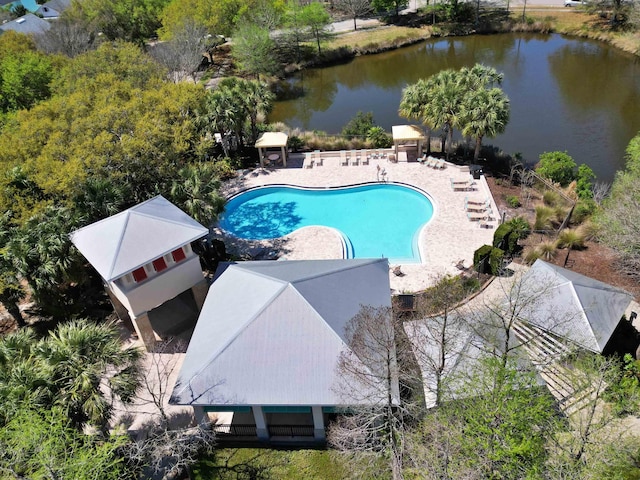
[193, 448, 389, 480]
[327, 25, 431, 51]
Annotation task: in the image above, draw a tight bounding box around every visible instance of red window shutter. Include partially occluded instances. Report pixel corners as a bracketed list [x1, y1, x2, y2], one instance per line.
[171, 247, 186, 262]
[152, 257, 167, 272]
[132, 267, 147, 282]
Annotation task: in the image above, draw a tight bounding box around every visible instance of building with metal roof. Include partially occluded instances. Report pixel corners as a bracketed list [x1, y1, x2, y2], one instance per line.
[517, 260, 634, 353]
[71, 196, 209, 350]
[170, 258, 395, 442]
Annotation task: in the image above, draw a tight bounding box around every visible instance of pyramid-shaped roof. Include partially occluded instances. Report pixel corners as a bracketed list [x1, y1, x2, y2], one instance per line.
[170, 259, 393, 407]
[518, 260, 633, 353]
[70, 196, 207, 281]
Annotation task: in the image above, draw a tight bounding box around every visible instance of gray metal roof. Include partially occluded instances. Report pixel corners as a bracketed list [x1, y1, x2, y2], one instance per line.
[70, 196, 207, 281]
[170, 258, 392, 407]
[518, 260, 633, 353]
[36, 0, 69, 13]
[0, 14, 50, 35]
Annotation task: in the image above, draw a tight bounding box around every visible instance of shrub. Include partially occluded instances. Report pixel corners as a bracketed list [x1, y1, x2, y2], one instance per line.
[506, 195, 521, 208]
[522, 246, 541, 265]
[576, 220, 598, 241]
[576, 164, 596, 200]
[571, 198, 597, 224]
[474, 244, 504, 275]
[288, 135, 304, 152]
[542, 190, 561, 207]
[367, 126, 392, 148]
[473, 244, 494, 274]
[489, 247, 505, 275]
[557, 228, 586, 250]
[536, 151, 577, 186]
[536, 239, 558, 261]
[211, 157, 237, 180]
[506, 216, 531, 240]
[534, 205, 555, 231]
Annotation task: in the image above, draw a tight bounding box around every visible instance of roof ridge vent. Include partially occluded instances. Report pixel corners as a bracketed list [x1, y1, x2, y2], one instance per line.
[16, 17, 26, 23]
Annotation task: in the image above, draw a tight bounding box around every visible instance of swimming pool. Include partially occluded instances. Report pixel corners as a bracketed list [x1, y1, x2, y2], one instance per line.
[219, 183, 434, 263]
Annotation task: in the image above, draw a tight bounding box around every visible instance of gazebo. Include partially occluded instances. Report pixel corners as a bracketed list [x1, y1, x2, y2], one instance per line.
[392, 125, 425, 160]
[255, 132, 289, 167]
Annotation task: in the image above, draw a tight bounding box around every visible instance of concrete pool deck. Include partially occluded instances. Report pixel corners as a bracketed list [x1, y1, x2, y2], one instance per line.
[215, 155, 498, 293]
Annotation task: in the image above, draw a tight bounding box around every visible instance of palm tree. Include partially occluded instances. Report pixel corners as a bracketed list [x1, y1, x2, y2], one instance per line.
[200, 88, 240, 157]
[169, 163, 226, 230]
[73, 177, 129, 224]
[426, 69, 465, 160]
[39, 319, 142, 430]
[242, 80, 275, 145]
[7, 206, 86, 318]
[461, 87, 510, 162]
[399, 79, 433, 154]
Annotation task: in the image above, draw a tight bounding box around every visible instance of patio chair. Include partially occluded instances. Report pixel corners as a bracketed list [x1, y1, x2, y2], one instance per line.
[315, 155, 323, 167]
[467, 211, 486, 222]
[351, 150, 360, 166]
[340, 150, 349, 166]
[450, 178, 470, 191]
[361, 150, 369, 165]
[304, 152, 313, 169]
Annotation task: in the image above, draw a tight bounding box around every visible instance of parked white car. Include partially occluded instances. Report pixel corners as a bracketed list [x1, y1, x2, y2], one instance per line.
[564, 0, 584, 6]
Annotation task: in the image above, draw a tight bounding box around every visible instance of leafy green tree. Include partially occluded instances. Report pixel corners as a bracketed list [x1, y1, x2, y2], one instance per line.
[371, 0, 408, 16]
[231, 23, 279, 78]
[0, 405, 133, 480]
[594, 132, 640, 280]
[406, 358, 557, 479]
[535, 151, 577, 186]
[159, 0, 244, 39]
[342, 111, 376, 138]
[576, 163, 596, 199]
[0, 45, 53, 113]
[67, 0, 168, 43]
[299, 1, 331, 55]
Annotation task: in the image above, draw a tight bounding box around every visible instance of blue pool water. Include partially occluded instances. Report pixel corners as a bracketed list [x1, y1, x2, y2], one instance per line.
[219, 184, 434, 262]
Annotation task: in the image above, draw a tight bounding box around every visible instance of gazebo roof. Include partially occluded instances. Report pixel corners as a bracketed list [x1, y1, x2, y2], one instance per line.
[255, 132, 288, 148]
[70, 196, 207, 282]
[392, 125, 424, 141]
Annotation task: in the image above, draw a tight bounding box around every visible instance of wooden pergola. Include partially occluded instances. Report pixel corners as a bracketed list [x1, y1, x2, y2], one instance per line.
[255, 132, 289, 167]
[392, 125, 425, 158]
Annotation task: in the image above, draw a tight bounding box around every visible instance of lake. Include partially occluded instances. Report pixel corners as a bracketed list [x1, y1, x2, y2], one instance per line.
[270, 33, 640, 182]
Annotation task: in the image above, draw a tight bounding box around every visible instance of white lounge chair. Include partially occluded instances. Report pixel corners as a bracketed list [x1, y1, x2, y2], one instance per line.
[361, 150, 369, 165]
[350, 150, 360, 166]
[340, 150, 349, 166]
[304, 152, 313, 169]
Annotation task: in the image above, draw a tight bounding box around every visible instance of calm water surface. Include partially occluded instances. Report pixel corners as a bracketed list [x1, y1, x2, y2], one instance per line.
[270, 33, 640, 182]
[220, 184, 434, 262]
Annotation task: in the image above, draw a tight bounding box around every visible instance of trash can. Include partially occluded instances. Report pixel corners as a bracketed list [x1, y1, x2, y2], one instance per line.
[472, 168, 482, 180]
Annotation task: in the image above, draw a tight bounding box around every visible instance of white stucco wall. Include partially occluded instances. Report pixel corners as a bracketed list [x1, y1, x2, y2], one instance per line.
[109, 255, 204, 316]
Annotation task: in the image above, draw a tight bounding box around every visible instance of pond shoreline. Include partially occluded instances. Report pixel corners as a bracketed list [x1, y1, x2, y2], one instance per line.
[283, 13, 639, 76]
